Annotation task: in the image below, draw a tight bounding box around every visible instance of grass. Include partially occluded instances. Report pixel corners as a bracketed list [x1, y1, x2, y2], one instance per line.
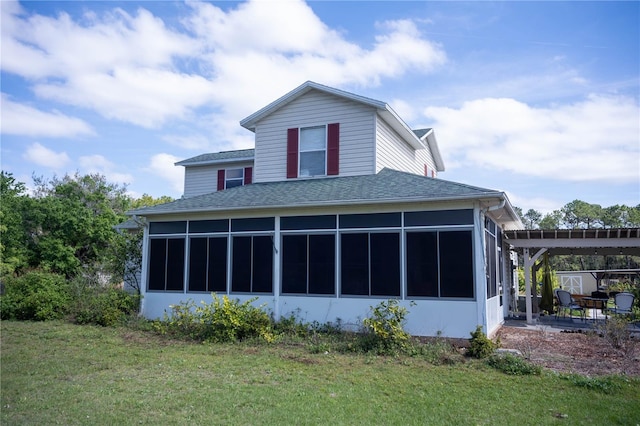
[2, 321, 640, 425]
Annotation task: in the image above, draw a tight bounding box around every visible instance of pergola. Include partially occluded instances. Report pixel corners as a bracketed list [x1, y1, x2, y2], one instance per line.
[503, 228, 640, 324]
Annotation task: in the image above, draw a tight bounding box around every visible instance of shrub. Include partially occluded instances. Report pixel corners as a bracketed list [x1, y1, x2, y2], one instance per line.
[487, 353, 541, 375]
[595, 316, 633, 350]
[73, 286, 140, 327]
[153, 294, 273, 343]
[273, 309, 310, 338]
[0, 271, 70, 320]
[467, 326, 497, 359]
[361, 299, 411, 354]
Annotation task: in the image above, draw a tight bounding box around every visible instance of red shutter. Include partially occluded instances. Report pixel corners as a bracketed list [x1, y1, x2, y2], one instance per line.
[217, 169, 225, 191]
[286, 128, 299, 179]
[327, 123, 339, 176]
[244, 167, 253, 185]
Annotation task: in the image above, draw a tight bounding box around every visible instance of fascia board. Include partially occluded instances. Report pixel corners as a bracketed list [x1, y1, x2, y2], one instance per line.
[424, 131, 446, 172]
[377, 107, 427, 151]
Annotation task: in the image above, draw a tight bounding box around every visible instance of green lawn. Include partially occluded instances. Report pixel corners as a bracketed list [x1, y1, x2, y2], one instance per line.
[2, 321, 639, 425]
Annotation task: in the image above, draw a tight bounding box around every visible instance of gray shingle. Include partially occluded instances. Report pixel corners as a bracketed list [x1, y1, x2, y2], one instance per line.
[131, 168, 502, 215]
[175, 149, 255, 166]
[413, 128, 432, 139]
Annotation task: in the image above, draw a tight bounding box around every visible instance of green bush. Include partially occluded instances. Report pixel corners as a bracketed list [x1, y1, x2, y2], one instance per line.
[487, 353, 541, 375]
[361, 299, 411, 354]
[467, 326, 497, 359]
[0, 271, 70, 320]
[73, 286, 140, 326]
[153, 294, 273, 343]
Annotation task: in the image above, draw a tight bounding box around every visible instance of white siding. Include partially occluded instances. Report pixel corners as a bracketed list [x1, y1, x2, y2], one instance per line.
[254, 90, 377, 182]
[375, 117, 436, 176]
[183, 160, 254, 198]
[183, 165, 217, 198]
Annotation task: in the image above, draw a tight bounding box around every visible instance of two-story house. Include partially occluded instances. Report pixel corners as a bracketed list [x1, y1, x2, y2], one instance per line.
[130, 81, 522, 338]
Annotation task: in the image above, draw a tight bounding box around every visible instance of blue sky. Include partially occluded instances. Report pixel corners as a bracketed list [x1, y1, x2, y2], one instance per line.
[1, 0, 638, 214]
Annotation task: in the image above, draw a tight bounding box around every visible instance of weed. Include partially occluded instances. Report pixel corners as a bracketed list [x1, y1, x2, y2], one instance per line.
[561, 374, 625, 394]
[487, 353, 541, 375]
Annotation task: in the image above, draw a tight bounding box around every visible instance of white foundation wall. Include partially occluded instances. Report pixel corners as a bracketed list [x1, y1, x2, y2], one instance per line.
[141, 292, 481, 339]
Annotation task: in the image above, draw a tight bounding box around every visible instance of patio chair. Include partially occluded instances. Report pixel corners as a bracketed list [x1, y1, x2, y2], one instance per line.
[608, 292, 635, 320]
[555, 289, 585, 321]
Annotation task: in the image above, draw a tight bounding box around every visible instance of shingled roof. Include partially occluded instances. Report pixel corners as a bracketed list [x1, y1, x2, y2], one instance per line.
[175, 149, 255, 166]
[131, 168, 506, 216]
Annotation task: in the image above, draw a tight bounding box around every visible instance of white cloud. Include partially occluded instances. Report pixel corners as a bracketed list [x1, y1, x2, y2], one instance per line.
[146, 153, 184, 195]
[78, 154, 134, 185]
[185, 0, 446, 119]
[23, 143, 71, 169]
[34, 68, 215, 128]
[2, 0, 446, 137]
[0, 94, 94, 138]
[423, 94, 640, 183]
[162, 133, 214, 151]
[2, 1, 212, 128]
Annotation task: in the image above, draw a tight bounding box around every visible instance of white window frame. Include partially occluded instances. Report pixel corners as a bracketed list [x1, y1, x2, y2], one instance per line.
[299, 125, 327, 177]
[225, 168, 244, 189]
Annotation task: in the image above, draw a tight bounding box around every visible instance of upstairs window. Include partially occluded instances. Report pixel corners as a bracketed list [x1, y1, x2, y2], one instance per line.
[287, 123, 339, 179]
[217, 167, 253, 191]
[299, 126, 326, 177]
[225, 168, 244, 188]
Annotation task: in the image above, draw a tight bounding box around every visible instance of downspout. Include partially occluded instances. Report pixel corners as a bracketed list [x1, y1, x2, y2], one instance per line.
[479, 196, 505, 333]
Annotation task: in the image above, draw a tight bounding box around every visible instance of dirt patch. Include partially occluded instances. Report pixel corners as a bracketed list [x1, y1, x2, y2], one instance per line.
[495, 326, 640, 376]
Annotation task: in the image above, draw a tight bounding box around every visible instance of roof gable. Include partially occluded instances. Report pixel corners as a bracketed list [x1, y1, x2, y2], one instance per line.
[240, 81, 429, 152]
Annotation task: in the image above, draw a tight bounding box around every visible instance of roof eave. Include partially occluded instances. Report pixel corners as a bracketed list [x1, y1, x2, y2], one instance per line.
[423, 130, 445, 172]
[175, 157, 255, 167]
[130, 192, 506, 217]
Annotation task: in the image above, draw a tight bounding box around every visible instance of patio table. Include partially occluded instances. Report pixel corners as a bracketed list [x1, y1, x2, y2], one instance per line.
[577, 297, 609, 320]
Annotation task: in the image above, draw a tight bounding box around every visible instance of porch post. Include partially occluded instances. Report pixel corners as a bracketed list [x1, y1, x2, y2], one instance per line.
[523, 247, 547, 324]
[524, 248, 532, 324]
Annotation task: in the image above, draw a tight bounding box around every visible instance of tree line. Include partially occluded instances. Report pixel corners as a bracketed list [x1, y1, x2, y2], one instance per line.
[514, 200, 640, 230]
[0, 171, 172, 288]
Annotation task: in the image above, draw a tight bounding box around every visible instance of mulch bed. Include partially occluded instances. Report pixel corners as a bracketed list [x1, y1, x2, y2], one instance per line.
[495, 326, 640, 376]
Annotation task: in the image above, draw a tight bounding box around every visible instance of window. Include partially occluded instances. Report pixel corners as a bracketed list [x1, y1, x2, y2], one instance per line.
[188, 237, 227, 292]
[406, 230, 474, 298]
[148, 238, 185, 291]
[217, 167, 252, 191]
[299, 126, 326, 177]
[225, 168, 244, 189]
[282, 234, 335, 295]
[287, 124, 339, 178]
[231, 235, 273, 293]
[341, 232, 400, 297]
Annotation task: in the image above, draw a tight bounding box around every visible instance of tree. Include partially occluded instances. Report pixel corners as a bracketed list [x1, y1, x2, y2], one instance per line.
[539, 210, 562, 229]
[561, 200, 602, 229]
[522, 209, 542, 229]
[23, 173, 130, 277]
[0, 172, 30, 276]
